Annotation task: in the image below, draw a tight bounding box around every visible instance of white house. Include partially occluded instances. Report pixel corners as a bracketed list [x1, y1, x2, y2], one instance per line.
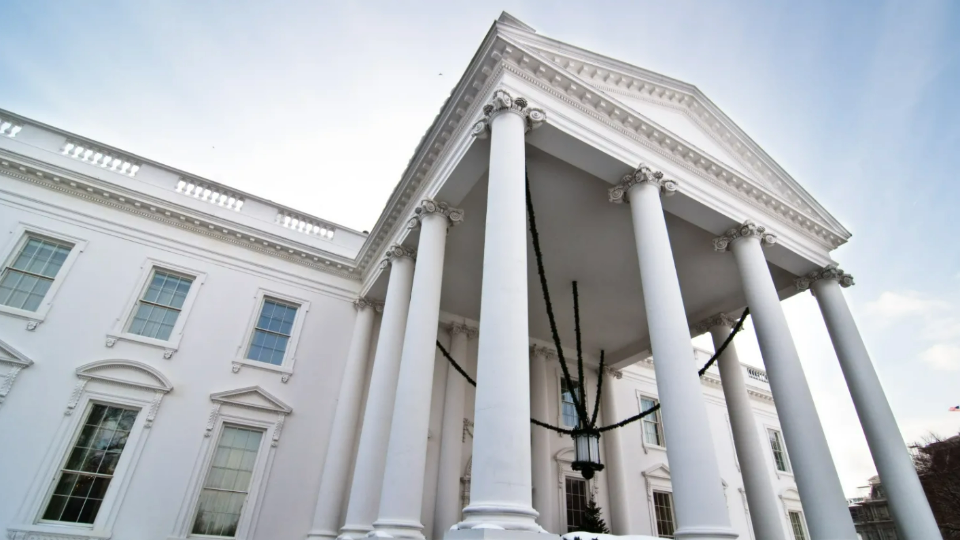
[0, 12, 937, 540]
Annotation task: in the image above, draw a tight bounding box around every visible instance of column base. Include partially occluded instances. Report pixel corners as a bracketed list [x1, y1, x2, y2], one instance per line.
[368, 518, 425, 540]
[307, 529, 340, 540]
[674, 525, 739, 540]
[445, 528, 558, 540]
[455, 503, 542, 533]
[339, 525, 374, 540]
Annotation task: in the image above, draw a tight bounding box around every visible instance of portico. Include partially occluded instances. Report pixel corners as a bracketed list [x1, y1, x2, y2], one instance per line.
[311, 12, 936, 540]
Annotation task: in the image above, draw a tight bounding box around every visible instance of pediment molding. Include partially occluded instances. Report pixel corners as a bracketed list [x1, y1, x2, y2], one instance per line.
[210, 385, 292, 414]
[76, 359, 173, 393]
[642, 463, 671, 480]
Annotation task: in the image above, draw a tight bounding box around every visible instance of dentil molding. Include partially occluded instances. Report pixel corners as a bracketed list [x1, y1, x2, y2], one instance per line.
[471, 89, 546, 137]
[608, 163, 678, 203]
[795, 264, 855, 291]
[712, 220, 777, 252]
[406, 199, 464, 230]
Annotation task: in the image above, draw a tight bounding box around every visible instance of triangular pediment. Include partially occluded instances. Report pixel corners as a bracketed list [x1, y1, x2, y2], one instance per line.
[0, 338, 33, 367]
[211, 386, 292, 414]
[76, 359, 173, 393]
[642, 463, 671, 480]
[489, 18, 850, 247]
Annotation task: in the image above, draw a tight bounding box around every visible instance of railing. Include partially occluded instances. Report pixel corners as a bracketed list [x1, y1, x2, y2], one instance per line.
[175, 178, 245, 211]
[746, 365, 769, 383]
[0, 115, 22, 138]
[276, 211, 336, 240]
[61, 140, 141, 177]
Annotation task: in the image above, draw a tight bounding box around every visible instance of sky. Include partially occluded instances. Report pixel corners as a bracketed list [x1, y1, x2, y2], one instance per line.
[2, 0, 959, 498]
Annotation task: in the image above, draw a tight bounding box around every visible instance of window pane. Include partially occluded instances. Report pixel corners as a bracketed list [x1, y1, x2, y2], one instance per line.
[42, 404, 138, 525]
[561, 379, 582, 428]
[653, 491, 676, 538]
[192, 427, 263, 538]
[565, 477, 588, 532]
[0, 268, 53, 311]
[8, 238, 72, 280]
[769, 430, 790, 472]
[789, 511, 807, 540]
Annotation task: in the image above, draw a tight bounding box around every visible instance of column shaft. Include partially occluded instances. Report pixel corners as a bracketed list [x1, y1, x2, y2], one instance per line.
[434, 327, 472, 535]
[598, 369, 630, 535]
[728, 236, 856, 539]
[530, 348, 558, 533]
[812, 278, 941, 540]
[458, 108, 539, 531]
[627, 180, 735, 540]
[308, 301, 378, 539]
[340, 255, 415, 539]
[708, 323, 787, 540]
[373, 212, 452, 539]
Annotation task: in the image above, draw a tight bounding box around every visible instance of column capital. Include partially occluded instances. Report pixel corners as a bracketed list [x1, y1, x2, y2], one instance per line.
[608, 163, 678, 203]
[379, 244, 417, 270]
[447, 321, 479, 339]
[471, 89, 546, 138]
[795, 264, 855, 291]
[602, 366, 623, 379]
[353, 297, 384, 313]
[712, 220, 777, 252]
[529, 344, 558, 360]
[406, 199, 464, 230]
[691, 312, 740, 336]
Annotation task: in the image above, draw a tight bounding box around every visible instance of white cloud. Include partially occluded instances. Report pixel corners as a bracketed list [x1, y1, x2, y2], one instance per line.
[865, 290, 950, 319]
[920, 343, 960, 371]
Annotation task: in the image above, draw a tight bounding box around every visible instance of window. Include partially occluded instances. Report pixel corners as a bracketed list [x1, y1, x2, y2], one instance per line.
[788, 511, 807, 540]
[652, 491, 676, 538]
[565, 477, 588, 532]
[0, 236, 72, 312]
[192, 426, 265, 538]
[768, 429, 791, 472]
[641, 396, 664, 447]
[127, 269, 194, 341]
[560, 378, 582, 428]
[41, 403, 138, 525]
[246, 298, 298, 365]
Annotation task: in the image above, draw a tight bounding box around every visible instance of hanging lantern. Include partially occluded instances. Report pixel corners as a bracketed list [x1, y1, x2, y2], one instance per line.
[571, 429, 604, 479]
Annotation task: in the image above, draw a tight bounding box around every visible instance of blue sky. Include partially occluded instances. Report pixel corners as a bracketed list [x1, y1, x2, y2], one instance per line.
[2, 0, 959, 496]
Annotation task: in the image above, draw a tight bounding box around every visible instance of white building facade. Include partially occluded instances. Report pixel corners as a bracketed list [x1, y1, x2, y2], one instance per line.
[0, 12, 937, 540]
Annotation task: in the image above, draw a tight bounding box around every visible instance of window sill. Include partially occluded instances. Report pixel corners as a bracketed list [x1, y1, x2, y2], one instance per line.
[7, 523, 110, 540]
[0, 304, 44, 330]
[643, 443, 667, 452]
[775, 469, 794, 479]
[105, 333, 178, 359]
[231, 357, 294, 383]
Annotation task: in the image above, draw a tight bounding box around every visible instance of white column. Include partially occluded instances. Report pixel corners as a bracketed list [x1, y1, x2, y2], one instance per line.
[598, 367, 630, 535]
[530, 346, 558, 533]
[454, 89, 546, 534]
[372, 200, 463, 539]
[693, 314, 787, 540]
[339, 247, 416, 540]
[800, 267, 942, 540]
[308, 298, 381, 540]
[434, 323, 477, 536]
[714, 221, 857, 540]
[609, 165, 736, 540]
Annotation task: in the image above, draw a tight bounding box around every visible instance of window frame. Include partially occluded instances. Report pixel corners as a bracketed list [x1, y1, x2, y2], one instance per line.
[0, 223, 86, 327]
[8, 360, 171, 540]
[168, 387, 290, 540]
[788, 510, 808, 540]
[651, 490, 677, 539]
[555, 448, 598, 534]
[766, 426, 792, 475]
[232, 289, 310, 381]
[636, 391, 666, 451]
[558, 375, 583, 429]
[563, 475, 589, 533]
[108, 258, 206, 357]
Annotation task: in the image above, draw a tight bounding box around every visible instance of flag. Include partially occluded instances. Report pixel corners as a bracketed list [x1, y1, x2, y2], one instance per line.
[950, 406, 960, 412]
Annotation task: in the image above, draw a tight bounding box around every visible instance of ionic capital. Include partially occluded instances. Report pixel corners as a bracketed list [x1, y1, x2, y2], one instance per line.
[379, 244, 417, 270]
[447, 321, 479, 339]
[530, 344, 558, 361]
[601, 366, 623, 379]
[712, 220, 777, 252]
[795, 264, 855, 291]
[471, 89, 546, 138]
[691, 312, 740, 336]
[353, 297, 384, 313]
[406, 199, 464, 230]
[608, 164, 678, 203]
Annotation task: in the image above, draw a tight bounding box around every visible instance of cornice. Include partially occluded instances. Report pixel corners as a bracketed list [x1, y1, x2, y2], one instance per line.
[492, 40, 847, 251]
[0, 154, 360, 281]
